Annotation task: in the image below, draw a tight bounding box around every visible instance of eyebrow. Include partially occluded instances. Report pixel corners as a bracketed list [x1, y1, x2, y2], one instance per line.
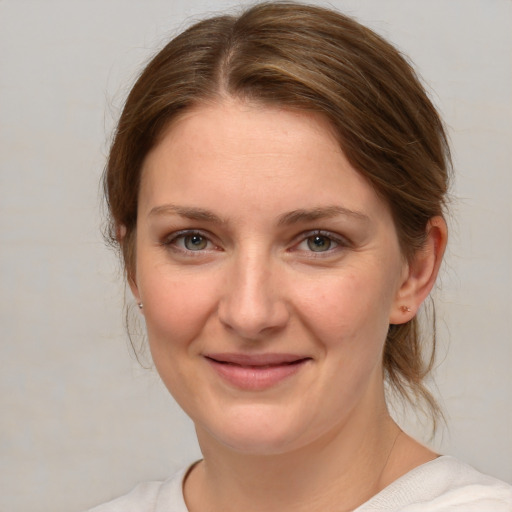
[277, 206, 370, 226]
[148, 204, 224, 223]
[148, 203, 369, 225]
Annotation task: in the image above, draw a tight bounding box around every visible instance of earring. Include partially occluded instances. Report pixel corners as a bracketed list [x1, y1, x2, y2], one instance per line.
[138, 302, 143, 309]
[399, 305, 412, 313]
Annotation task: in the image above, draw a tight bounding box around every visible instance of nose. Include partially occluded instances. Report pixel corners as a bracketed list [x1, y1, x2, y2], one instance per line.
[217, 252, 290, 340]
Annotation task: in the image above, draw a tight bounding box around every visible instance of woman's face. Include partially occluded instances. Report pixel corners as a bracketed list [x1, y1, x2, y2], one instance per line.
[132, 99, 411, 455]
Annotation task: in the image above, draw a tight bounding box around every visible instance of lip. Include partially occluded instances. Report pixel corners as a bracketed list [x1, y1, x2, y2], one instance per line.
[204, 353, 311, 391]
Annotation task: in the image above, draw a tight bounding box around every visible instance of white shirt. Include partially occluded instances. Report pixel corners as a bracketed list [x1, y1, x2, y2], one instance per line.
[88, 456, 512, 511]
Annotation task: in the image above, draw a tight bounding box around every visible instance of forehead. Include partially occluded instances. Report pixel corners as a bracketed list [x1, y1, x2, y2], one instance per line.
[149, 99, 341, 172]
[139, 99, 391, 224]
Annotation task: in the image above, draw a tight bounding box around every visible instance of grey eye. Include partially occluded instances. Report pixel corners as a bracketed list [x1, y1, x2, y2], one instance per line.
[307, 235, 332, 252]
[184, 234, 208, 251]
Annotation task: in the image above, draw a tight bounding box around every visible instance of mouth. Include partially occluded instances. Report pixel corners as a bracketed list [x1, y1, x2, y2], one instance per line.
[204, 353, 311, 391]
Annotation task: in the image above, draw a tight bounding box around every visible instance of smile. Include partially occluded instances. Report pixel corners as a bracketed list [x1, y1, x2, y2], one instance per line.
[204, 353, 311, 391]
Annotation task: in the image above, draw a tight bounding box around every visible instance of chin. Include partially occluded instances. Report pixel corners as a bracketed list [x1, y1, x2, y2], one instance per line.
[211, 429, 302, 456]
[196, 405, 323, 456]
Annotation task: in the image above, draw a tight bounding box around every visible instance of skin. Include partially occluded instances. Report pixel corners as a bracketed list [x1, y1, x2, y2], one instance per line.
[129, 99, 447, 511]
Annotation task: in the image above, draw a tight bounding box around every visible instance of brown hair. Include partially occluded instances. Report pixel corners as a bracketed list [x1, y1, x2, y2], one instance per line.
[104, 1, 451, 421]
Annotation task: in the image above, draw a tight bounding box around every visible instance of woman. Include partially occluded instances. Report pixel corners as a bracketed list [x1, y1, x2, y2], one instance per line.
[91, 3, 512, 510]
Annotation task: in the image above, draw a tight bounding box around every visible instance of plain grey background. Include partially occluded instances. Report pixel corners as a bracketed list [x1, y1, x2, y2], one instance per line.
[1, 1, 511, 511]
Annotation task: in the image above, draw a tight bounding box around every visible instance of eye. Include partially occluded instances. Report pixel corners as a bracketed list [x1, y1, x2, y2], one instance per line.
[164, 230, 216, 253]
[306, 234, 334, 252]
[293, 230, 347, 255]
[181, 233, 208, 251]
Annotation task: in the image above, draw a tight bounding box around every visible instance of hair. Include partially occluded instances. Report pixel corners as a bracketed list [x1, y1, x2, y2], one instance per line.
[104, 1, 451, 423]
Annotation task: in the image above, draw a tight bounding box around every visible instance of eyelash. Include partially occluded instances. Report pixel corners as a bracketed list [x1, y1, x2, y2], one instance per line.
[162, 230, 218, 255]
[291, 230, 349, 256]
[162, 229, 350, 256]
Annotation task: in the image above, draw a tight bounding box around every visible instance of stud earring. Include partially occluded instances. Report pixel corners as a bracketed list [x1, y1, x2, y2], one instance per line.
[138, 303, 143, 309]
[399, 305, 412, 313]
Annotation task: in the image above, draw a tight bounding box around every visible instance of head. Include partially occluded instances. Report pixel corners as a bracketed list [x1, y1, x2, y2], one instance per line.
[104, 2, 450, 425]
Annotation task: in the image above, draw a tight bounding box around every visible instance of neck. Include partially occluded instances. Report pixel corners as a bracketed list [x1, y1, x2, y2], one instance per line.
[185, 406, 404, 512]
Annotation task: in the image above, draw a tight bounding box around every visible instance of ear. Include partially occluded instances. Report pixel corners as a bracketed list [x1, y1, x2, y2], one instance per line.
[116, 223, 127, 244]
[117, 224, 143, 311]
[389, 216, 447, 324]
[128, 273, 142, 309]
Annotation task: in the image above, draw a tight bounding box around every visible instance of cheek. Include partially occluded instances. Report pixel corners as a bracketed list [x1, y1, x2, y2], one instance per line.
[138, 267, 222, 406]
[138, 264, 220, 351]
[296, 270, 393, 340]
[294, 272, 395, 413]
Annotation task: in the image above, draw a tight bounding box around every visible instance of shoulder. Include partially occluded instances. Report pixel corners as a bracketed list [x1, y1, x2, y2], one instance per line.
[358, 456, 512, 511]
[86, 466, 189, 512]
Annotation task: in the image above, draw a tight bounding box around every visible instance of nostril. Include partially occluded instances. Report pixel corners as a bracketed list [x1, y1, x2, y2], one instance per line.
[217, 297, 289, 339]
[216, 261, 290, 339]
